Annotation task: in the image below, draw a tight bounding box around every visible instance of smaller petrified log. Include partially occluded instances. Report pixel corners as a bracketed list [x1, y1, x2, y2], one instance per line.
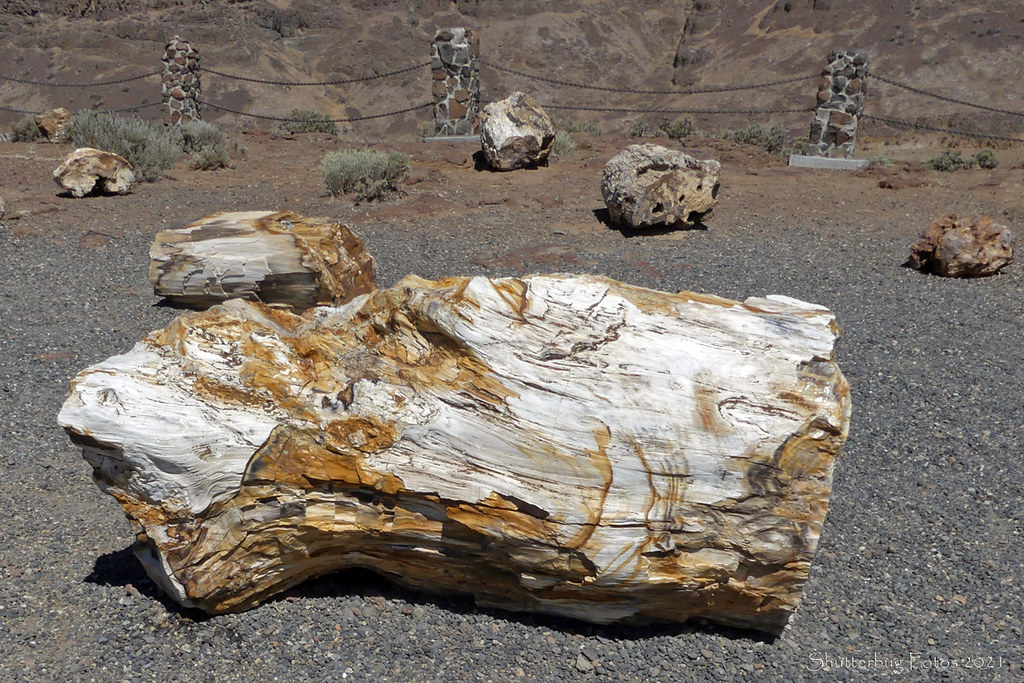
[480, 91, 555, 171]
[35, 107, 73, 143]
[601, 144, 720, 229]
[149, 211, 376, 311]
[909, 213, 1014, 278]
[53, 147, 136, 197]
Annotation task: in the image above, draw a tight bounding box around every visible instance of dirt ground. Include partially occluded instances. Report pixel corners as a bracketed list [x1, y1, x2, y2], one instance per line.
[4, 131, 1024, 259]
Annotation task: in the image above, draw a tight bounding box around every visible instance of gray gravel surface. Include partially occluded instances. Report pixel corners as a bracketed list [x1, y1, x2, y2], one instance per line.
[0, 141, 1021, 681]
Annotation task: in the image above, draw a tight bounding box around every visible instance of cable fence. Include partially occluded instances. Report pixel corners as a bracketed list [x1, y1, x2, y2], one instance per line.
[1, 43, 1023, 147]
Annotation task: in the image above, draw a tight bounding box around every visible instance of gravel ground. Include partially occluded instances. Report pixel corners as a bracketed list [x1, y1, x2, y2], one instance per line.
[0, 138, 1021, 681]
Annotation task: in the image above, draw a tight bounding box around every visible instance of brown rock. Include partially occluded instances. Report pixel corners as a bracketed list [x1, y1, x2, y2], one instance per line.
[480, 91, 555, 171]
[34, 107, 73, 143]
[53, 147, 137, 198]
[909, 214, 1015, 277]
[448, 99, 468, 119]
[601, 144, 721, 229]
[170, 87, 185, 100]
[828, 110, 854, 126]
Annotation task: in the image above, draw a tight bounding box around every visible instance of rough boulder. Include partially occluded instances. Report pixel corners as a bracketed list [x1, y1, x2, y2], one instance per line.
[601, 144, 720, 229]
[53, 147, 136, 197]
[480, 91, 555, 171]
[909, 213, 1014, 278]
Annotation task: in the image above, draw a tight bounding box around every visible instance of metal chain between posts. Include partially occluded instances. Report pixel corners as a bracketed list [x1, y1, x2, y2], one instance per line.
[0, 70, 161, 88]
[0, 102, 160, 116]
[540, 103, 816, 115]
[862, 114, 1024, 143]
[869, 73, 1024, 118]
[199, 99, 433, 123]
[480, 58, 818, 95]
[202, 61, 431, 87]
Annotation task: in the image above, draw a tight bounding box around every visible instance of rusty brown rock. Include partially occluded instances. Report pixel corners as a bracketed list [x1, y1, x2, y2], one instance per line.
[909, 213, 1015, 277]
[34, 107, 72, 143]
[149, 210, 376, 311]
[59, 274, 850, 634]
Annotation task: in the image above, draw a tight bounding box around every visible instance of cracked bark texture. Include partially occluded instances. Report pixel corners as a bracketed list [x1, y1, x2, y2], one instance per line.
[58, 274, 850, 633]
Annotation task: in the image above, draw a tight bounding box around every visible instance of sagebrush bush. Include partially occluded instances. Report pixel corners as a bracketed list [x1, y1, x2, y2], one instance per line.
[726, 123, 790, 155]
[282, 110, 338, 135]
[551, 117, 601, 135]
[67, 110, 181, 181]
[658, 117, 693, 140]
[189, 144, 233, 170]
[10, 115, 43, 142]
[550, 130, 577, 156]
[321, 148, 409, 200]
[629, 119, 656, 138]
[974, 148, 998, 169]
[924, 150, 975, 172]
[174, 120, 226, 153]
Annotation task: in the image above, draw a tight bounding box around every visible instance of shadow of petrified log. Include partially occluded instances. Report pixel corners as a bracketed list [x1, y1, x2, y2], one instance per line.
[60, 274, 850, 634]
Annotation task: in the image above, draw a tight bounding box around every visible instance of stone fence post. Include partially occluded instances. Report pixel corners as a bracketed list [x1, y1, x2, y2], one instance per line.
[431, 28, 480, 136]
[162, 35, 201, 126]
[807, 50, 868, 158]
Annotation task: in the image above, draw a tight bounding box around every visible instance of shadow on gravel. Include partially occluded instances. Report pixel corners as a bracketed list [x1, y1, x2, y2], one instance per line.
[86, 546, 211, 622]
[592, 208, 709, 237]
[276, 567, 776, 644]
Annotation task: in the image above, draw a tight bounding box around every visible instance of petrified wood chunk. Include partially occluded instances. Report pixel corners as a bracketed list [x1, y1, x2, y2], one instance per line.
[149, 211, 376, 311]
[480, 91, 555, 171]
[53, 147, 136, 197]
[908, 213, 1014, 278]
[601, 144, 720, 229]
[58, 274, 850, 633]
[35, 107, 73, 142]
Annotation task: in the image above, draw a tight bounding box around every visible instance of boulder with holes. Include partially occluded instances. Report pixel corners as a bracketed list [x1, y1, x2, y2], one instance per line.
[53, 147, 137, 197]
[908, 213, 1014, 278]
[480, 91, 555, 171]
[601, 144, 720, 229]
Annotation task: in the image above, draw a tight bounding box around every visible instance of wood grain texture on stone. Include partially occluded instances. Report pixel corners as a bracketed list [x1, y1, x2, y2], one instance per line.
[149, 211, 376, 311]
[601, 144, 720, 229]
[53, 147, 136, 197]
[58, 274, 850, 633]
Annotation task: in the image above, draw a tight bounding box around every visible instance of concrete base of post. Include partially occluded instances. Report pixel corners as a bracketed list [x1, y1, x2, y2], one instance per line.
[789, 155, 869, 170]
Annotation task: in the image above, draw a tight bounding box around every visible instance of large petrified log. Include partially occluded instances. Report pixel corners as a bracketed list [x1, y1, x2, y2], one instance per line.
[149, 211, 376, 311]
[58, 274, 850, 633]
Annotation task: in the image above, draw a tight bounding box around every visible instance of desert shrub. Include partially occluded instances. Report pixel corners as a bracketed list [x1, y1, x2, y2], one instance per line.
[658, 117, 694, 140]
[924, 150, 975, 172]
[174, 120, 226, 153]
[550, 130, 577, 156]
[629, 119, 657, 138]
[974, 148, 998, 169]
[551, 117, 601, 135]
[282, 109, 338, 135]
[9, 115, 43, 142]
[867, 155, 893, 167]
[321, 148, 409, 200]
[67, 110, 181, 182]
[189, 144, 233, 170]
[726, 123, 790, 155]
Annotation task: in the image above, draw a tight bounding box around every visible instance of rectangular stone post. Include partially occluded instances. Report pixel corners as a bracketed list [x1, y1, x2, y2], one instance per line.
[807, 50, 867, 158]
[431, 28, 480, 136]
[162, 35, 201, 126]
